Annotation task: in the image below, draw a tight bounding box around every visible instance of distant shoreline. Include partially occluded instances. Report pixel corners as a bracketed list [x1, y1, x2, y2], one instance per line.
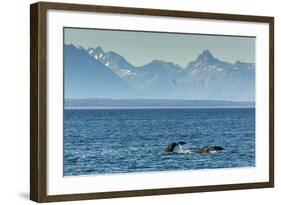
[65, 98, 255, 109]
[64, 106, 255, 110]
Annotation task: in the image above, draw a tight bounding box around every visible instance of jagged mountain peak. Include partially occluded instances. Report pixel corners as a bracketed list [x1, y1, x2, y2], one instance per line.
[88, 46, 105, 57]
[196, 49, 216, 62]
[234, 60, 255, 71]
[86, 46, 136, 72]
[64, 44, 136, 99]
[150, 59, 168, 65]
[202, 49, 212, 55]
[105, 51, 124, 60]
[234, 60, 248, 66]
[148, 59, 181, 68]
[87, 47, 124, 61]
[95, 46, 104, 53]
[234, 60, 254, 66]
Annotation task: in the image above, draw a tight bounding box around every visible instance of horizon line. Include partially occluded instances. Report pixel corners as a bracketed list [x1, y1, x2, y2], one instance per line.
[65, 98, 255, 103]
[64, 106, 256, 110]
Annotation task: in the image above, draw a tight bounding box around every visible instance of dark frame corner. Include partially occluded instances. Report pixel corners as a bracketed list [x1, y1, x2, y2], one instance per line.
[30, 1, 274, 203]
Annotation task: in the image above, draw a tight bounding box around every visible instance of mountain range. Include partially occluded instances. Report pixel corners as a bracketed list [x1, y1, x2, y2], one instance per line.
[64, 44, 255, 101]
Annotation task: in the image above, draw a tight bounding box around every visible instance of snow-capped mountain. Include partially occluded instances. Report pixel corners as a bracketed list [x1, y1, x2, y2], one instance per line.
[65, 44, 255, 101]
[64, 44, 135, 98]
[87, 47, 142, 89]
[86, 47, 188, 98]
[183, 49, 255, 100]
[134, 60, 188, 98]
[87, 47, 135, 71]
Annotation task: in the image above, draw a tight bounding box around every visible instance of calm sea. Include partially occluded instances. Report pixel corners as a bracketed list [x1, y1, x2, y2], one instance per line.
[63, 108, 255, 176]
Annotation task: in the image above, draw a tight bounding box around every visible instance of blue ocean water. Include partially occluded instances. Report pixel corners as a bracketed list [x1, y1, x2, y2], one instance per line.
[63, 108, 255, 176]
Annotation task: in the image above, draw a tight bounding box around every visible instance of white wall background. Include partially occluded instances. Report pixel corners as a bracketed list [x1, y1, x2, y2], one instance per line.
[0, 0, 279, 204]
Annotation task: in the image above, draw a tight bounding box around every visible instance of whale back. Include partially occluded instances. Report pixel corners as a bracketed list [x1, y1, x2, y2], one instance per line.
[198, 146, 224, 153]
[212, 146, 224, 151]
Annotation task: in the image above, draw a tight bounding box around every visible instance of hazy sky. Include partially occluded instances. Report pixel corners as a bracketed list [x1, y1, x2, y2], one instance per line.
[64, 27, 255, 67]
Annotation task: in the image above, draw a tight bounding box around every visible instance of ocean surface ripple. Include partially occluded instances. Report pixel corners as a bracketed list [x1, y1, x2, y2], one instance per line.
[64, 108, 255, 176]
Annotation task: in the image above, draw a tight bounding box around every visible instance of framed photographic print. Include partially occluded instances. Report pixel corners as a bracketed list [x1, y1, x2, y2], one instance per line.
[30, 1, 274, 202]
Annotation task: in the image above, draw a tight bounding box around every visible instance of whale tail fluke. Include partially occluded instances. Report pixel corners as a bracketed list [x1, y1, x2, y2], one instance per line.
[164, 141, 188, 154]
[164, 142, 178, 153]
[164, 142, 224, 154]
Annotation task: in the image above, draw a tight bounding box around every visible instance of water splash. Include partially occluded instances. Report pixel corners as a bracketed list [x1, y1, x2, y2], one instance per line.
[176, 144, 192, 154]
